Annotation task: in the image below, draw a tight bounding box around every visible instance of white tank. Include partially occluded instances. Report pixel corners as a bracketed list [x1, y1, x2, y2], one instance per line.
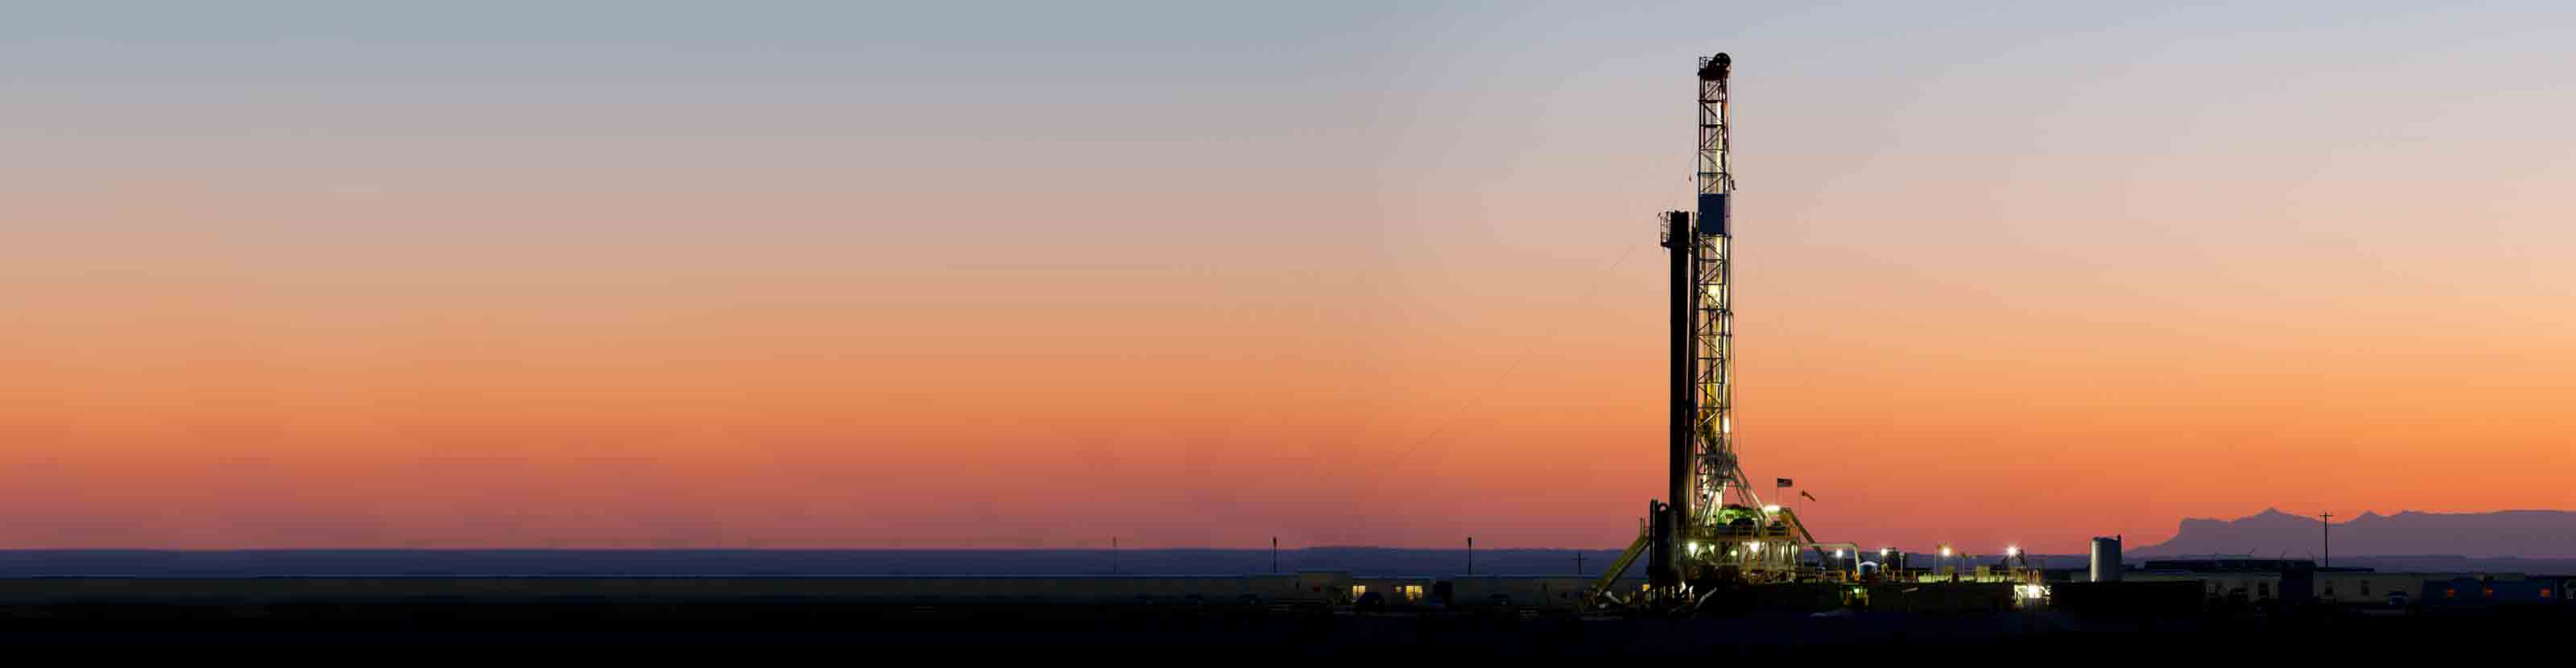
[2090, 536, 2123, 583]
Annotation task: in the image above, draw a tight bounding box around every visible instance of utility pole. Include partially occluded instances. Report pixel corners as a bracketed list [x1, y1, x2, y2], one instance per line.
[1575, 552, 1588, 576]
[2321, 512, 2332, 568]
[1112, 536, 1119, 575]
[1468, 537, 1475, 575]
[1271, 537, 1279, 573]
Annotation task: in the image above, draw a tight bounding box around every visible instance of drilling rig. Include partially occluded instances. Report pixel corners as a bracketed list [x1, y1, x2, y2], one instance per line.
[1587, 53, 1839, 612]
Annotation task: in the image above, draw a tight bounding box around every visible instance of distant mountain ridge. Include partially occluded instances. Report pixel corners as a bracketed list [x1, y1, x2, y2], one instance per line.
[2134, 509, 2576, 559]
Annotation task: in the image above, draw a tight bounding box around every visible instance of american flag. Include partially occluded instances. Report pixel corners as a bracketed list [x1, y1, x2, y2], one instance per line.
[1775, 478, 1792, 488]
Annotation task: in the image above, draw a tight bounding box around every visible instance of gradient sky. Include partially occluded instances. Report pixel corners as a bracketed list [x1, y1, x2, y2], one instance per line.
[6, 2, 2573, 552]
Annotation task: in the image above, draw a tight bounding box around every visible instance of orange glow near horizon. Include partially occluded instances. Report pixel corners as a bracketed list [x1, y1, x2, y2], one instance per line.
[9, 241, 2572, 552]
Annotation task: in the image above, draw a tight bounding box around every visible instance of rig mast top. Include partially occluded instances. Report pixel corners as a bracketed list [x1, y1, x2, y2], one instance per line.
[1699, 53, 1733, 199]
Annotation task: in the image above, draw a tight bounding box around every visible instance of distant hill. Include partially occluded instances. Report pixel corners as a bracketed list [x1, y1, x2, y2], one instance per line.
[2133, 509, 2576, 559]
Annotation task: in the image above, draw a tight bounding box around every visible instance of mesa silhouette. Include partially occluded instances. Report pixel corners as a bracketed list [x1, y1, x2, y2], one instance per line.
[2134, 509, 2576, 558]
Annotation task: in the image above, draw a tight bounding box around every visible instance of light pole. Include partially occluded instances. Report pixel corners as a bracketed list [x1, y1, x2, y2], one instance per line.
[2321, 512, 2332, 568]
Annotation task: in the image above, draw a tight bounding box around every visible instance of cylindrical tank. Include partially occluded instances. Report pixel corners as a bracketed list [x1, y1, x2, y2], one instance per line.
[2091, 536, 2124, 583]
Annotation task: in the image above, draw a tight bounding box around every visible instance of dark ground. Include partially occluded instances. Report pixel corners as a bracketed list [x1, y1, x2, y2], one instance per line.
[2, 601, 2562, 654]
[6, 550, 2564, 653]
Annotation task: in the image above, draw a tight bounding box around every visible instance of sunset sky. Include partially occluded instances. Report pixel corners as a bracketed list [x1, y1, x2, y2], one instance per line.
[6, 2, 2574, 553]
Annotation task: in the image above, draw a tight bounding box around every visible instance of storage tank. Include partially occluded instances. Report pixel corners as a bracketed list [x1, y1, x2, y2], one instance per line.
[2090, 536, 2123, 583]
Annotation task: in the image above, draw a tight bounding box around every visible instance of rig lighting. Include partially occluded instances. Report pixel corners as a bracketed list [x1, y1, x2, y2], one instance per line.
[1939, 546, 1952, 557]
[1833, 550, 1844, 558]
[1748, 542, 1764, 554]
[1761, 505, 1781, 513]
[2006, 546, 2020, 557]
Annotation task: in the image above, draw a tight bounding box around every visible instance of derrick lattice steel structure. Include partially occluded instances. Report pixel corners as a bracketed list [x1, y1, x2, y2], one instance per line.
[1589, 53, 1824, 611]
[1686, 53, 1752, 524]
